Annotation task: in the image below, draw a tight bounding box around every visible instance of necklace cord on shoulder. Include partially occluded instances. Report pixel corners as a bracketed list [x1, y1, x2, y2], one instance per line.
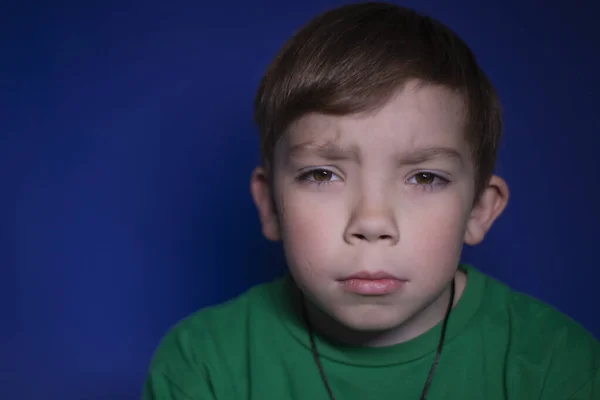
[300, 279, 456, 400]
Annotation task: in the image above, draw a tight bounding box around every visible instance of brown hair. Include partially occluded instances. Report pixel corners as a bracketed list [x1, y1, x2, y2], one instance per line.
[254, 2, 502, 200]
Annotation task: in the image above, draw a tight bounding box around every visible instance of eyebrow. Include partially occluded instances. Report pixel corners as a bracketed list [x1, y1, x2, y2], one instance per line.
[286, 141, 464, 167]
[398, 146, 464, 167]
[286, 141, 359, 161]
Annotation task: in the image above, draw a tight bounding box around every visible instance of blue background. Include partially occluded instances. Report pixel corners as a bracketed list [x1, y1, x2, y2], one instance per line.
[2, 1, 599, 398]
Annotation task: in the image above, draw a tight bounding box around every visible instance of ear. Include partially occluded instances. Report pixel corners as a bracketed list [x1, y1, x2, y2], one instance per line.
[464, 175, 509, 245]
[250, 166, 281, 241]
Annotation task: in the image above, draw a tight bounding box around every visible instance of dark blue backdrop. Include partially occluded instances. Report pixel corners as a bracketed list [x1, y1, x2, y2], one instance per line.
[2, 1, 599, 399]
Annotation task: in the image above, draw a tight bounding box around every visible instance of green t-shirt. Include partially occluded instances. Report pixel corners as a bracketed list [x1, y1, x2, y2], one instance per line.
[143, 265, 600, 399]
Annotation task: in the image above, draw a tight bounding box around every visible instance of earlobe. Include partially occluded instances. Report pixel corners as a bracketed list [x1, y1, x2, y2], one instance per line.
[250, 167, 281, 241]
[464, 175, 509, 245]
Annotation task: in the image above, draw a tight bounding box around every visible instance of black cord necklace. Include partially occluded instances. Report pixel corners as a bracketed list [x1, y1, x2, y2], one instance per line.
[300, 279, 456, 400]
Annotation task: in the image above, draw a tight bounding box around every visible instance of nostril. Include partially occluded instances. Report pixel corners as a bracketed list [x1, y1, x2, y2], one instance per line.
[353, 234, 367, 240]
[380, 234, 393, 240]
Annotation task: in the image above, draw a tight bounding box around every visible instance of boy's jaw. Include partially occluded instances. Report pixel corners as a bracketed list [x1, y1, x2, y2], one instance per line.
[295, 268, 468, 348]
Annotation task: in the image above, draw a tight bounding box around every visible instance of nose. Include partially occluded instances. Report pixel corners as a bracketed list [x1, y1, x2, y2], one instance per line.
[343, 199, 399, 245]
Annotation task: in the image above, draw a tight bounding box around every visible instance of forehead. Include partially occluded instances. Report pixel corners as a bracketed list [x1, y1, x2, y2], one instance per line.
[280, 81, 468, 154]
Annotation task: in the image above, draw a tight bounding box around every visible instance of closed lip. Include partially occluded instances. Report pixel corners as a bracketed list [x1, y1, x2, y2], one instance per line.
[341, 271, 405, 281]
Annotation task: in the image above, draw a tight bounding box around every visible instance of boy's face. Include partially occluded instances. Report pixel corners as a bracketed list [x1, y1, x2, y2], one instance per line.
[251, 80, 507, 344]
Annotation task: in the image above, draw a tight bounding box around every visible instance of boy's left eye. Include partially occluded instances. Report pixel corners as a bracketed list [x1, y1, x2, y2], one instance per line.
[407, 172, 448, 186]
[310, 170, 335, 182]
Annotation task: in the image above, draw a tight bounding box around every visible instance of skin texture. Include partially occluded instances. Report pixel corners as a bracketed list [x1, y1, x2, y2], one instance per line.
[251, 80, 509, 347]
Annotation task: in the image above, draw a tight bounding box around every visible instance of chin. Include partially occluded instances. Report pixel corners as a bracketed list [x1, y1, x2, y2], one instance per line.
[334, 309, 408, 333]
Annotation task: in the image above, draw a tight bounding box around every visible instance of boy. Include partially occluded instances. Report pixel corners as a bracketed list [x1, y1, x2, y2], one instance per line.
[143, 2, 600, 399]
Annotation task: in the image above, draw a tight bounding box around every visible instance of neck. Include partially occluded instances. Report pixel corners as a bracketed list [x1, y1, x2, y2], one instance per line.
[296, 270, 466, 348]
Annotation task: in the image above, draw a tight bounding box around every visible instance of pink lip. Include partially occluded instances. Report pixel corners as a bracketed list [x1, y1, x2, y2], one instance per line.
[340, 271, 407, 295]
[344, 271, 402, 280]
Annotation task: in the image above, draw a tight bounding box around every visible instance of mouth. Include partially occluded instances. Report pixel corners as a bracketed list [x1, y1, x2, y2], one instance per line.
[339, 271, 407, 296]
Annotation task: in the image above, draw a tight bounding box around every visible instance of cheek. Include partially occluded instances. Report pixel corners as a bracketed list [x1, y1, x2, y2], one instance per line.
[403, 194, 469, 272]
[278, 192, 342, 276]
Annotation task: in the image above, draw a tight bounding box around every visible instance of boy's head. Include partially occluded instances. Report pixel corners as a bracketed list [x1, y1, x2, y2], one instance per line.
[251, 2, 509, 345]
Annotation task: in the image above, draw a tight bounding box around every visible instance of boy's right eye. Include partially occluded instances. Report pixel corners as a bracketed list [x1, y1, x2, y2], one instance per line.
[297, 168, 341, 184]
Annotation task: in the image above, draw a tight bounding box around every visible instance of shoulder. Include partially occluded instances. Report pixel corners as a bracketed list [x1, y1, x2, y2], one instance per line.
[483, 272, 598, 355]
[476, 269, 600, 398]
[144, 277, 287, 397]
[150, 277, 285, 368]
[507, 289, 600, 398]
